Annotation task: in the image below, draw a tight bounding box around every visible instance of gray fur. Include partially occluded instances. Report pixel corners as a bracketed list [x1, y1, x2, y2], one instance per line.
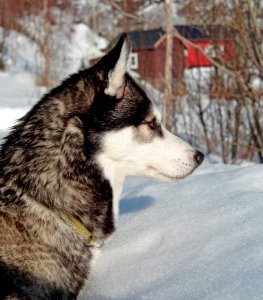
[0, 34, 133, 299]
[0, 33, 204, 299]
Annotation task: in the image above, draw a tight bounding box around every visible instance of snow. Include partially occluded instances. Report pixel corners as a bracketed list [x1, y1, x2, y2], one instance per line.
[2, 22, 108, 81]
[1, 73, 263, 299]
[82, 163, 263, 300]
[0, 72, 45, 140]
[69, 23, 107, 65]
[185, 67, 214, 95]
[66, 23, 108, 75]
[4, 29, 42, 74]
[138, 2, 187, 28]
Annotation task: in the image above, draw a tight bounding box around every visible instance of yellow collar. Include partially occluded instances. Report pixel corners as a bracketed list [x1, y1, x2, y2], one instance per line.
[54, 208, 101, 246]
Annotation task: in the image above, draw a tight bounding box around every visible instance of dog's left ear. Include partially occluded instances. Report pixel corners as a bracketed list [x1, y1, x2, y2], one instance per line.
[96, 33, 130, 98]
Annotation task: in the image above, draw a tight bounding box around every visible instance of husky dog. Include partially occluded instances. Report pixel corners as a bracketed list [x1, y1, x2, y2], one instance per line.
[0, 34, 204, 299]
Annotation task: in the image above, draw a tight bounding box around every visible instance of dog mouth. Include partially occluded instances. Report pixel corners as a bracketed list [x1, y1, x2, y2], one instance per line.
[147, 166, 193, 181]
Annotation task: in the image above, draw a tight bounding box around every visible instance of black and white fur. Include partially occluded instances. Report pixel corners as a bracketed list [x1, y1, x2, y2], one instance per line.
[0, 34, 204, 299]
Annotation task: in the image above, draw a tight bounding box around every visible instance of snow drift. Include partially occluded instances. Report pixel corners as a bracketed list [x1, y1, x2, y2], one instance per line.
[82, 163, 263, 299]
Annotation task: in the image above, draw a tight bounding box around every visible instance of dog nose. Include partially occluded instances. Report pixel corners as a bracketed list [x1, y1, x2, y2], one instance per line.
[194, 150, 204, 165]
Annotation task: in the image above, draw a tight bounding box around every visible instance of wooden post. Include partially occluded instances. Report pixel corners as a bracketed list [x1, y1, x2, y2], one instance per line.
[163, 0, 173, 127]
[43, 0, 50, 86]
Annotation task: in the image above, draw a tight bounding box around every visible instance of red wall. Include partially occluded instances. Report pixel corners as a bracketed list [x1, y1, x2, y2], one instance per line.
[137, 49, 160, 78]
[136, 39, 185, 80]
[184, 40, 233, 68]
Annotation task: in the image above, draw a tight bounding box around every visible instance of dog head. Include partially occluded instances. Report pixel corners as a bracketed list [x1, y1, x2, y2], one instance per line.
[88, 34, 204, 182]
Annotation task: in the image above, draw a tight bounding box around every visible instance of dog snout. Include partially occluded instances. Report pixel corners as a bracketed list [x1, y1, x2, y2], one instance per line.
[194, 150, 204, 166]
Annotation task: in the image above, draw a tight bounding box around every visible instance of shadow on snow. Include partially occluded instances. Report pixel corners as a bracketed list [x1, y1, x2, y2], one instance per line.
[119, 195, 155, 215]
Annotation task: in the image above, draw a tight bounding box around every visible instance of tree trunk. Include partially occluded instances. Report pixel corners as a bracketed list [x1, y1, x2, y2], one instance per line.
[163, 0, 173, 128]
[43, 0, 50, 86]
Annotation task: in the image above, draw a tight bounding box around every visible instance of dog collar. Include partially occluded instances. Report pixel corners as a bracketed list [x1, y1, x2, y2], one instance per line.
[54, 208, 103, 247]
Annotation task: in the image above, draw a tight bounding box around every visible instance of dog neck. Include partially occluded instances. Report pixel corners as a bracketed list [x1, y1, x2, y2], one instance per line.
[54, 208, 104, 248]
[96, 153, 126, 222]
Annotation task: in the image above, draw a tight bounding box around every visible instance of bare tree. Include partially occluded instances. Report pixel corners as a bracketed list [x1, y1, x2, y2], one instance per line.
[163, 0, 174, 128]
[174, 0, 263, 163]
[43, 0, 51, 86]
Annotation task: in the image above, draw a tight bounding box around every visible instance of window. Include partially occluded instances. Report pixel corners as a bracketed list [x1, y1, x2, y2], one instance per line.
[204, 44, 224, 58]
[129, 52, 138, 70]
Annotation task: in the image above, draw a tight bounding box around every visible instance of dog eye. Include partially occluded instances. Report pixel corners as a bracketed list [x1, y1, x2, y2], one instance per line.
[147, 119, 157, 130]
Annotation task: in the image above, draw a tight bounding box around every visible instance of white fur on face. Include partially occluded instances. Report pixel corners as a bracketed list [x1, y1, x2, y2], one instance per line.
[99, 126, 196, 181]
[97, 106, 197, 183]
[96, 105, 198, 220]
[104, 40, 129, 97]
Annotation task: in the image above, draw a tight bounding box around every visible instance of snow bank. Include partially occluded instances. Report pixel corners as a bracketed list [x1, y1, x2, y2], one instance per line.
[81, 162, 263, 299]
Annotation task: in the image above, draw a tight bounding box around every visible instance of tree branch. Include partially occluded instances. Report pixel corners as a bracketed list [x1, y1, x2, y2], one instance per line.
[105, 0, 140, 21]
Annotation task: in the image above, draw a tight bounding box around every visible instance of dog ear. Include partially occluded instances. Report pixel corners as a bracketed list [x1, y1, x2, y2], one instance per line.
[96, 33, 130, 98]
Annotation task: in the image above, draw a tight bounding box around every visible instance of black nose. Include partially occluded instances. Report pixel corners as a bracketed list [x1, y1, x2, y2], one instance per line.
[194, 150, 204, 165]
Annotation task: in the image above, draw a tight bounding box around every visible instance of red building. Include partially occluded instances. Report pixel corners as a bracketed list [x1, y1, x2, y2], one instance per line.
[127, 27, 233, 89]
[126, 29, 184, 90]
[91, 26, 233, 90]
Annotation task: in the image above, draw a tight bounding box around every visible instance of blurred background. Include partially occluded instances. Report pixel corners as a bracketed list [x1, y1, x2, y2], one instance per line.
[0, 0, 262, 164]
